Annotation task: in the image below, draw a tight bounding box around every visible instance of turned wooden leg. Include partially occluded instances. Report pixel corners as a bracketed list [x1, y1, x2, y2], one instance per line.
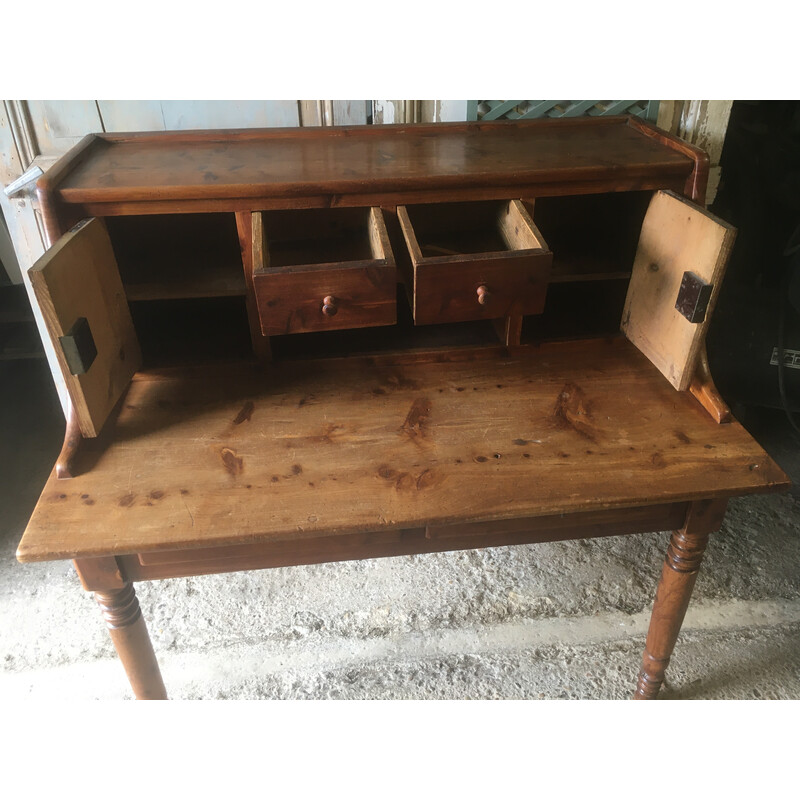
[634, 499, 727, 700]
[95, 584, 168, 699]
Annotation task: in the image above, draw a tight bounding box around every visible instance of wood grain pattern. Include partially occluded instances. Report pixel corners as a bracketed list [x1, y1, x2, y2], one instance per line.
[56, 403, 82, 479]
[688, 344, 731, 423]
[621, 190, 737, 391]
[73, 555, 127, 590]
[626, 115, 709, 205]
[45, 119, 694, 207]
[493, 313, 524, 347]
[62, 176, 690, 224]
[94, 583, 168, 699]
[398, 200, 552, 325]
[17, 338, 789, 564]
[234, 211, 272, 360]
[252, 207, 396, 335]
[119, 503, 690, 581]
[36, 133, 99, 244]
[28, 218, 141, 437]
[634, 499, 728, 699]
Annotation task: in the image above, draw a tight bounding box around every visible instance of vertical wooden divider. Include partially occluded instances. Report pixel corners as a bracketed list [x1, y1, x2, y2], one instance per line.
[235, 210, 271, 361]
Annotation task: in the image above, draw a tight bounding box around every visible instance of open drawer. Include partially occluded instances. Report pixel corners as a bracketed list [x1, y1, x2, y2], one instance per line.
[251, 207, 397, 336]
[397, 199, 552, 325]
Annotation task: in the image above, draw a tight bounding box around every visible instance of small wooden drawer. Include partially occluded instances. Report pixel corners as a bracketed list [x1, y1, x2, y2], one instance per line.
[252, 207, 396, 335]
[397, 200, 552, 325]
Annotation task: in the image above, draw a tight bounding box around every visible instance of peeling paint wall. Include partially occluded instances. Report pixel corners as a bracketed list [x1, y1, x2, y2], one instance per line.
[657, 101, 734, 205]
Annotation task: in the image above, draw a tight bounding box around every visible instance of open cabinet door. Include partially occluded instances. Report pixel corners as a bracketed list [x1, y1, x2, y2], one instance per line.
[621, 190, 737, 391]
[28, 218, 141, 437]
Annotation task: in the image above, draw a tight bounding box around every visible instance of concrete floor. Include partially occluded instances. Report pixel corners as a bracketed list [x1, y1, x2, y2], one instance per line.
[1, 357, 799, 700]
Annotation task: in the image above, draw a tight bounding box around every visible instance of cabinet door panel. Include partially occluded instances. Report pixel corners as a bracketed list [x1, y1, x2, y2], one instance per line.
[621, 190, 736, 391]
[28, 218, 141, 437]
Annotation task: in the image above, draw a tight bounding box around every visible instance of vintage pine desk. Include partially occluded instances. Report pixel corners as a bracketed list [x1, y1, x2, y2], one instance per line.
[16, 116, 790, 699]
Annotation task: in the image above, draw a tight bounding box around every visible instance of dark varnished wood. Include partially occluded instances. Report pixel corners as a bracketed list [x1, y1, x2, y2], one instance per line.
[234, 211, 271, 360]
[493, 312, 524, 347]
[56, 403, 82, 479]
[689, 344, 732, 423]
[93, 583, 167, 700]
[23, 117, 785, 701]
[398, 200, 552, 325]
[251, 207, 397, 335]
[49, 118, 696, 202]
[634, 499, 728, 699]
[58, 176, 689, 236]
[36, 117, 699, 241]
[73, 555, 127, 591]
[123, 503, 689, 578]
[36, 133, 100, 246]
[626, 116, 709, 204]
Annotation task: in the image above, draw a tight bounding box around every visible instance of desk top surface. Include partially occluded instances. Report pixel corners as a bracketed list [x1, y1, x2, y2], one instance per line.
[18, 338, 789, 563]
[43, 117, 695, 205]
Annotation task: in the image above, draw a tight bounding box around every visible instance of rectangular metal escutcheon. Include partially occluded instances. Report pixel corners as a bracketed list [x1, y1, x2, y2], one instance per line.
[59, 317, 97, 375]
[675, 270, 713, 324]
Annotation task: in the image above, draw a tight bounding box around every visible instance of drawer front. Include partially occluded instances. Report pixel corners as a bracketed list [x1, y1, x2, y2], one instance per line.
[397, 200, 552, 326]
[414, 252, 551, 325]
[252, 206, 396, 336]
[253, 263, 396, 335]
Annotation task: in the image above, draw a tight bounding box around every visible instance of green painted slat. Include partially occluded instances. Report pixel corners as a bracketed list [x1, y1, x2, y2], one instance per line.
[518, 101, 561, 119]
[595, 100, 638, 116]
[482, 100, 524, 120]
[555, 100, 599, 117]
[468, 100, 659, 122]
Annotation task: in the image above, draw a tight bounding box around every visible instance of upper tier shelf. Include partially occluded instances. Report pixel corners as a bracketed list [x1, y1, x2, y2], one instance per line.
[36, 116, 706, 240]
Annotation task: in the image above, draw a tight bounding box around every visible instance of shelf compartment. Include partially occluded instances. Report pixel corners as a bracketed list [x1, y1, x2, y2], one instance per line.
[532, 192, 650, 284]
[522, 280, 630, 343]
[129, 296, 252, 368]
[252, 207, 397, 336]
[397, 200, 552, 325]
[105, 213, 246, 301]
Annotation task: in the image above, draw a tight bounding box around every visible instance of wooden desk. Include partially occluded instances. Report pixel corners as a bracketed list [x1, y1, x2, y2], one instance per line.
[17, 116, 790, 699]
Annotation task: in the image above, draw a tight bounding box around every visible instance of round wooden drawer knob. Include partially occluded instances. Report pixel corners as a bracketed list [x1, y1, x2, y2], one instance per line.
[322, 295, 338, 316]
[477, 285, 490, 305]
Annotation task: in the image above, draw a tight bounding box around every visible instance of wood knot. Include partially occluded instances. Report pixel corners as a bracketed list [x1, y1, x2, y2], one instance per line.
[220, 447, 244, 476]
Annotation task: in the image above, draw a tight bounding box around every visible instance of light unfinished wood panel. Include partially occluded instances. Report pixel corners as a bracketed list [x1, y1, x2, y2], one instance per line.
[621, 190, 736, 391]
[17, 339, 788, 563]
[28, 218, 141, 437]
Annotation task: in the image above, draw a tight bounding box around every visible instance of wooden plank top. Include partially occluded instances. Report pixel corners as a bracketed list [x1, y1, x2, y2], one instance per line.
[42, 118, 695, 205]
[18, 338, 789, 563]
